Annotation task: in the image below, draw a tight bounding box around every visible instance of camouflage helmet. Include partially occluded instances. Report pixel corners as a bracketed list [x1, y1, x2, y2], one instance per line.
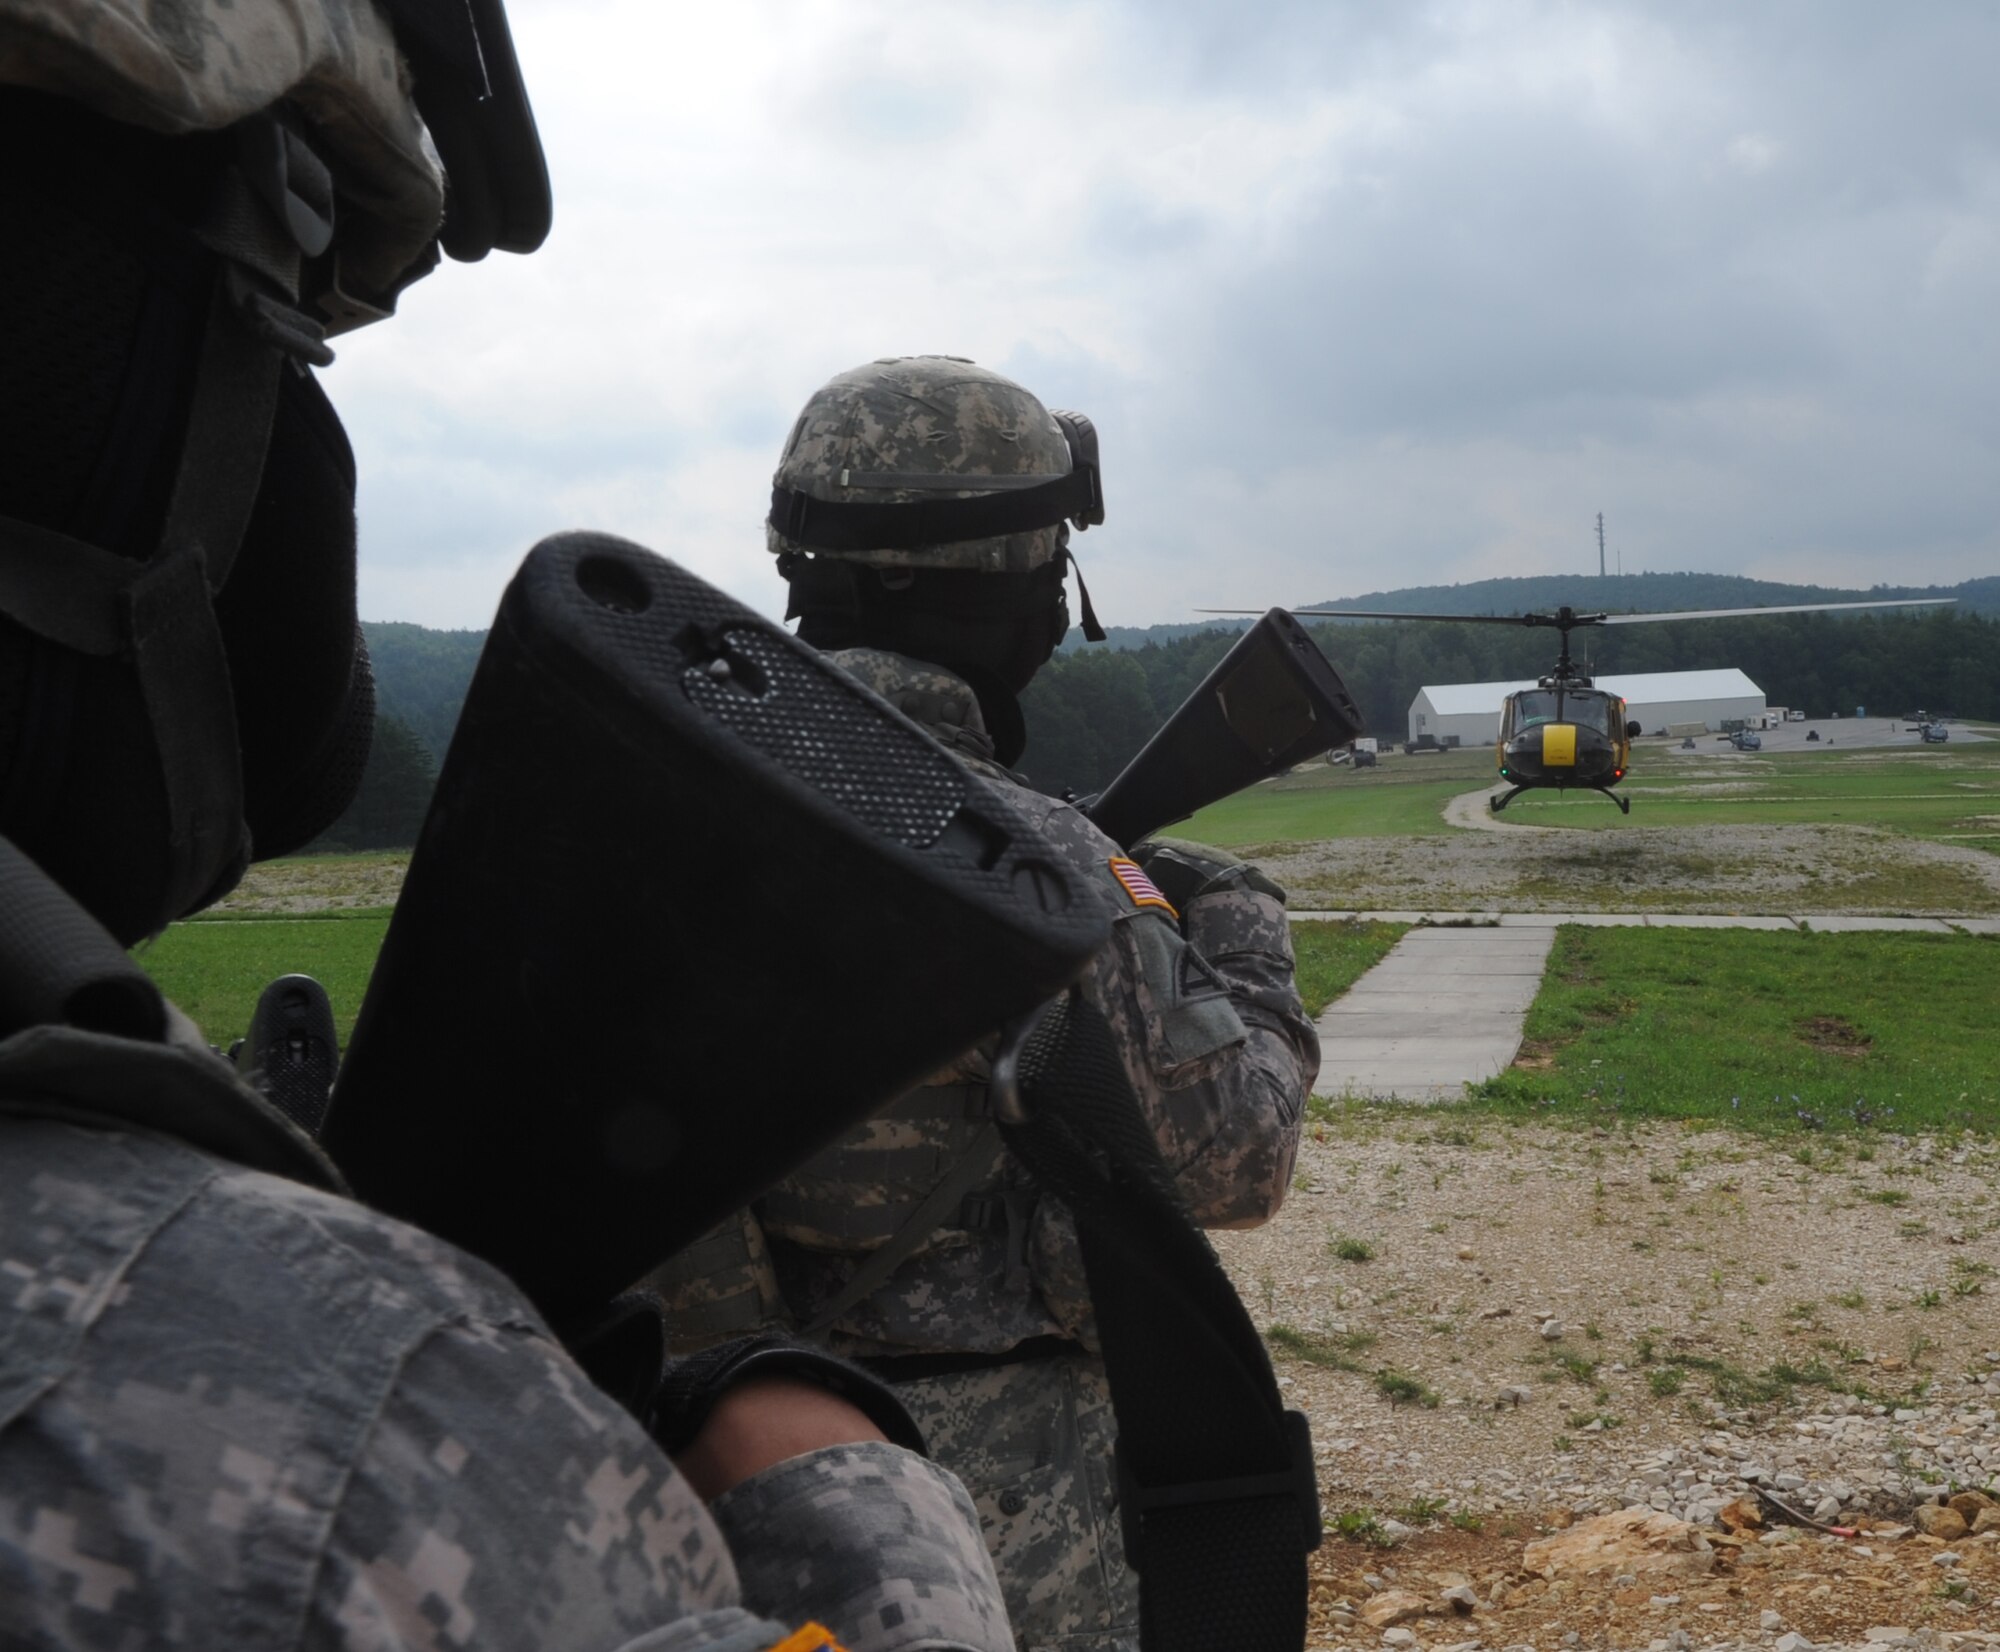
[0, 0, 550, 332]
[767, 356, 1104, 575]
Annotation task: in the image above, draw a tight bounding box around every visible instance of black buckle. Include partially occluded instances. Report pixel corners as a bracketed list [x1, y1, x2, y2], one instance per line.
[1115, 1409, 1322, 1571]
[237, 115, 336, 258]
[224, 268, 334, 368]
[957, 1192, 1005, 1232]
[958, 1190, 1035, 1291]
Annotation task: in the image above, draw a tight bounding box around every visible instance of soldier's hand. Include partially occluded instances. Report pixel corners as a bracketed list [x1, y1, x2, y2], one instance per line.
[650, 1331, 925, 1500]
[1130, 838, 1286, 917]
[672, 1375, 887, 1499]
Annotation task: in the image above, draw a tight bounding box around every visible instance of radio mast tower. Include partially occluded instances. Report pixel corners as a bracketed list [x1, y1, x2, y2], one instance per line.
[1597, 513, 1606, 578]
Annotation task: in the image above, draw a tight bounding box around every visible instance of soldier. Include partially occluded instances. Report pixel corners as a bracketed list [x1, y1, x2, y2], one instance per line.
[0, 10, 1007, 1650]
[658, 357, 1321, 1650]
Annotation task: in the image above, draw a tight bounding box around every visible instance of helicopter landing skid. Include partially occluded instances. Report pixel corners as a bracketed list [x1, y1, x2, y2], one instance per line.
[1489, 784, 1631, 815]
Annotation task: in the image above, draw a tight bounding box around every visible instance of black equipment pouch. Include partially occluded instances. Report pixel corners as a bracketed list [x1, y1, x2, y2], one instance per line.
[321, 534, 1107, 1344]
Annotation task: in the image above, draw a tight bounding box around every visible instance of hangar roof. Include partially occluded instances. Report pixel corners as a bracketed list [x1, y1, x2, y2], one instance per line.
[1417, 668, 1763, 716]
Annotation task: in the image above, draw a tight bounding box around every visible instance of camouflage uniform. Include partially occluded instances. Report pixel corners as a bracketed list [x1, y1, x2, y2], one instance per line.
[660, 649, 1320, 1652]
[0, 1013, 1010, 1652]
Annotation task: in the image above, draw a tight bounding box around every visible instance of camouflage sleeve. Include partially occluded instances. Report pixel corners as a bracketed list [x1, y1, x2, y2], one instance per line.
[709, 1443, 1013, 1652]
[1106, 843, 1318, 1230]
[315, 1316, 802, 1652]
[1168, 866, 1319, 1227]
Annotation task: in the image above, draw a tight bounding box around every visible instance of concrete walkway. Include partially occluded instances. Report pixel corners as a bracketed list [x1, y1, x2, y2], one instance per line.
[1310, 923, 1558, 1100]
[1294, 909, 1997, 1101]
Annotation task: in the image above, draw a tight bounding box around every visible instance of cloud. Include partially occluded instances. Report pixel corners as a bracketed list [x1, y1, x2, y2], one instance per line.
[323, 0, 2000, 628]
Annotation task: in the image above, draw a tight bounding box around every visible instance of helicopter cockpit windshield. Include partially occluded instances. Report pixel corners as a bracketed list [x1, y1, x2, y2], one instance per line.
[1512, 689, 1562, 729]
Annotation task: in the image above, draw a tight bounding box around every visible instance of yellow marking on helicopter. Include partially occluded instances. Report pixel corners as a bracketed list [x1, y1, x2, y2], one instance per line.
[1542, 723, 1578, 766]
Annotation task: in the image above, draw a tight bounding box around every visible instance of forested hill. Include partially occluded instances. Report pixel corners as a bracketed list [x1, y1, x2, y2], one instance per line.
[1295, 570, 1994, 620]
[1060, 572, 1999, 653]
[349, 580, 2000, 826]
[360, 622, 486, 762]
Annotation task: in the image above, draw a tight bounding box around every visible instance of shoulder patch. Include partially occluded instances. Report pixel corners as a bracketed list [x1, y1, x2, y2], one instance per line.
[769, 1625, 849, 1652]
[1108, 856, 1178, 917]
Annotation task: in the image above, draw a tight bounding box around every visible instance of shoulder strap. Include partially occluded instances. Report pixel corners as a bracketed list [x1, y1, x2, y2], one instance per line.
[994, 993, 1319, 1652]
[799, 1119, 1005, 1338]
[0, 836, 166, 1042]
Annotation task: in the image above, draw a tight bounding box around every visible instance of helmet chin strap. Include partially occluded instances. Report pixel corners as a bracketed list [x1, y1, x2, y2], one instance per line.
[1061, 541, 1107, 642]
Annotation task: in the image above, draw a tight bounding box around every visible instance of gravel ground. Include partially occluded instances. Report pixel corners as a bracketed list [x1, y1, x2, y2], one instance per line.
[1214, 1117, 2000, 1651]
[1255, 819, 2000, 918]
[217, 856, 408, 912]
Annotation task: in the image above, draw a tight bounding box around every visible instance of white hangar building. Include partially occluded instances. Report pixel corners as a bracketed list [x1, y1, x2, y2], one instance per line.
[1407, 668, 1766, 746]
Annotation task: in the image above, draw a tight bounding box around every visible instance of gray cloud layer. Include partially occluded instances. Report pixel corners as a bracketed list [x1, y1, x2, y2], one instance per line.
[326, 0, 2000, 627]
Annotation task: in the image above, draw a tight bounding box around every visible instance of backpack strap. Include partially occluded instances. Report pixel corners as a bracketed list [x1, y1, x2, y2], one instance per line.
[0, 837, 165, 1042]
[994, 992, 1319, 1652]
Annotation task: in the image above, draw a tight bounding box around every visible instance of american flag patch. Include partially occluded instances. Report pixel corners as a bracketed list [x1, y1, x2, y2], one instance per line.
[1109, 856, 1178, 916]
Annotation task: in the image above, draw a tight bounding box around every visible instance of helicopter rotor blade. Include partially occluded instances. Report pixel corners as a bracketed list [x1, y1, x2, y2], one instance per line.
[1194, 608, 1544, 625]
[1195, 597, 1953, 626]
[1595, 598, 1954, 625]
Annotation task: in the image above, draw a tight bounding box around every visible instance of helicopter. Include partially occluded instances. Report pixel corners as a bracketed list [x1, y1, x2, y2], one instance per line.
[1199, 598, 1952, 813]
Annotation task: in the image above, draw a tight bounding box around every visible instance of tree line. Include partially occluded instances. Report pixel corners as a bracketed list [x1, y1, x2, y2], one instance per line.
[307, 590, 2000, 846]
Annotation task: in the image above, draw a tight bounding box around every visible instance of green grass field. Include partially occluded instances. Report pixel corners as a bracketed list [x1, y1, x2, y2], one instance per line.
[1180, 733, 2000, 854]
[1472, 926, 1998, 1135]
[1292, 920, 1408, 1015]
[130, 737, 1997, 1138]
[1515, 738, 2000, 847]
[144, 913, 1411, 1056]
[133, 914, 388, 1048]
[1181, 749, 1492, 845]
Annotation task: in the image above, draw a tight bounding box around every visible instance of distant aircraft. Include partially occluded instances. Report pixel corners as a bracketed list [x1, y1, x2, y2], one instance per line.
[1198, 598, 1952, 813]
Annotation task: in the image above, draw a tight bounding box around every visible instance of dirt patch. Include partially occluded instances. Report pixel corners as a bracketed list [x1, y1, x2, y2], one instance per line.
[1308, 1517, 2000, 1650]
[1798, 1016, 1874, 1059]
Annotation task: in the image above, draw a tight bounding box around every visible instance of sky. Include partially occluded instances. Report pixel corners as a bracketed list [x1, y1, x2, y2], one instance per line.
[324, 0, 2000, 632]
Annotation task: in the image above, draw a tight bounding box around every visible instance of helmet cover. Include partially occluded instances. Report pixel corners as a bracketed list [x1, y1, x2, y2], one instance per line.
[768, 357, 1080, 574]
